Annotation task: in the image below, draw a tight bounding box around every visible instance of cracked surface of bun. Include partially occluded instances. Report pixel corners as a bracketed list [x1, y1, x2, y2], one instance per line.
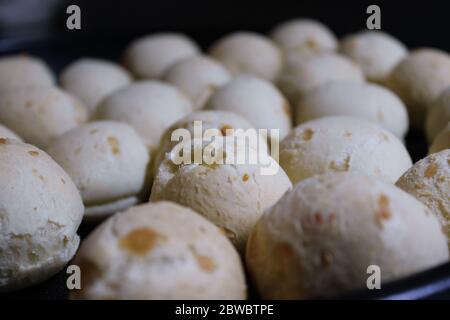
[246, 172, 448, 299]
[396, 150, 450, 243]
[279, 116, 412, 184]
[0, 139, 84, 292]
[71, 201, 246, 300]
[151, 138, 292, 253]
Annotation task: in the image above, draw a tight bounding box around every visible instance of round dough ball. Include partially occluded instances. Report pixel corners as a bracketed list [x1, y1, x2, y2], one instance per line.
[162, 56, 231, 110]
[426, 88, 450, 143]
[270, 19, 337, 54]
[123, 33, 200, 79]
[151, 137, 292, 253]
[247, 172, 448, 299]
[387, 48, 450, 129]
[396, 150, 450, 244]
[95, 81, 193, 151]
[0, 54, 54, 92]
[60, 58, 132, 114]
[429, 123, 450, 154]
[0, 139, 84, 292]
[279, 116, 412, 184]
[339, 30, 407, 83]
[209, 32, 283, 81]
[205, 75, 292, 143]
[71, 201, 246, 300]
[0, 124, 22, 141]
[151, 110, 260, 177]
[277, 52, 364, 105]
[296, 82, 409, 138]
[0, 86, 88, 148]
[46, 121, 150, 221]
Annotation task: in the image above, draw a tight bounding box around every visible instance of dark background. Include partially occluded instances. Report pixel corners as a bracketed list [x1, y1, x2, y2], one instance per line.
[1, 0, 450, 50]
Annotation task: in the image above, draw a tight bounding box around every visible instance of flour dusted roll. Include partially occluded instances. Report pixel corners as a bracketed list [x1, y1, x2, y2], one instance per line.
[0, 139, 84, 291]
[151, 137, 292, 253]
[162, 56, 231, 110]
[206, 75, 292, 143]
[247, 172, 449, 299]
[151, 110, 262, 177]
[60, 58, 132, 113]
[209, 32, 283, 81]
[71, 201, 246, 300]
[396, 150, 450, 244]
[277, 52, 364, 105]
[387, 48, 450, 129]
[279, 116, 412, 184]
[0, 86, 88, 148]
[340, 30, 407, 83]
[270, 19, 337, 54]
[95, 81, 192, 151]
[46, 121, 150, 220]
[0, 54, 54, 92]
[123, 33, 200, 79]
[296, 82, 408, 138]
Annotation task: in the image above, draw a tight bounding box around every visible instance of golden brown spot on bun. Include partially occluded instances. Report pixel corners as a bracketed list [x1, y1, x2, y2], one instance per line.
[0, 138, 7, 144]
[189, 246, 217, 272]
[119, 228, 162, 255]
[242, 173, 249, 182]
[221, 124, 233, 136]
[375, 194, 392, 228]
[329, 155, 351, 172]
[301, 128, 314, 141]
[107, 136, 120, 155]
[28, 150, 39, 157]
[424, 163, 438, 178]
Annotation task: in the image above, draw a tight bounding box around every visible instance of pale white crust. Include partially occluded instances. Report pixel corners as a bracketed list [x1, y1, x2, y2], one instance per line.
[0, 124, 22, 141]
[71, 201, 246, 300]
[205, 75, 292, 142]
[339, 30, 407, 83]
[0, 86, 88, 148]
[0, 139, 84, 292]
[162, 56, 231, 110]
[246, 172, 449, 299]
[123, 33, 200, 79]
[95, 81, 193, 151]
[0, 54, 54, 92]
[396, 150, 450, 244]
[277, 52, 364, 105]
[279, 116, 412, 184]
[60, 58, 132, 113]
[151, 138, 292, 253]
[296, 82, 409, 138]
[209, 32, 283, 81]
[46, 121, 150, 219]
[387, 48, 450, 129]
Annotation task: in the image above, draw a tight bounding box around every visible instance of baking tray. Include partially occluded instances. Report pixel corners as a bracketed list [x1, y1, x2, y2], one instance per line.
[0, 33, 449, 300]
